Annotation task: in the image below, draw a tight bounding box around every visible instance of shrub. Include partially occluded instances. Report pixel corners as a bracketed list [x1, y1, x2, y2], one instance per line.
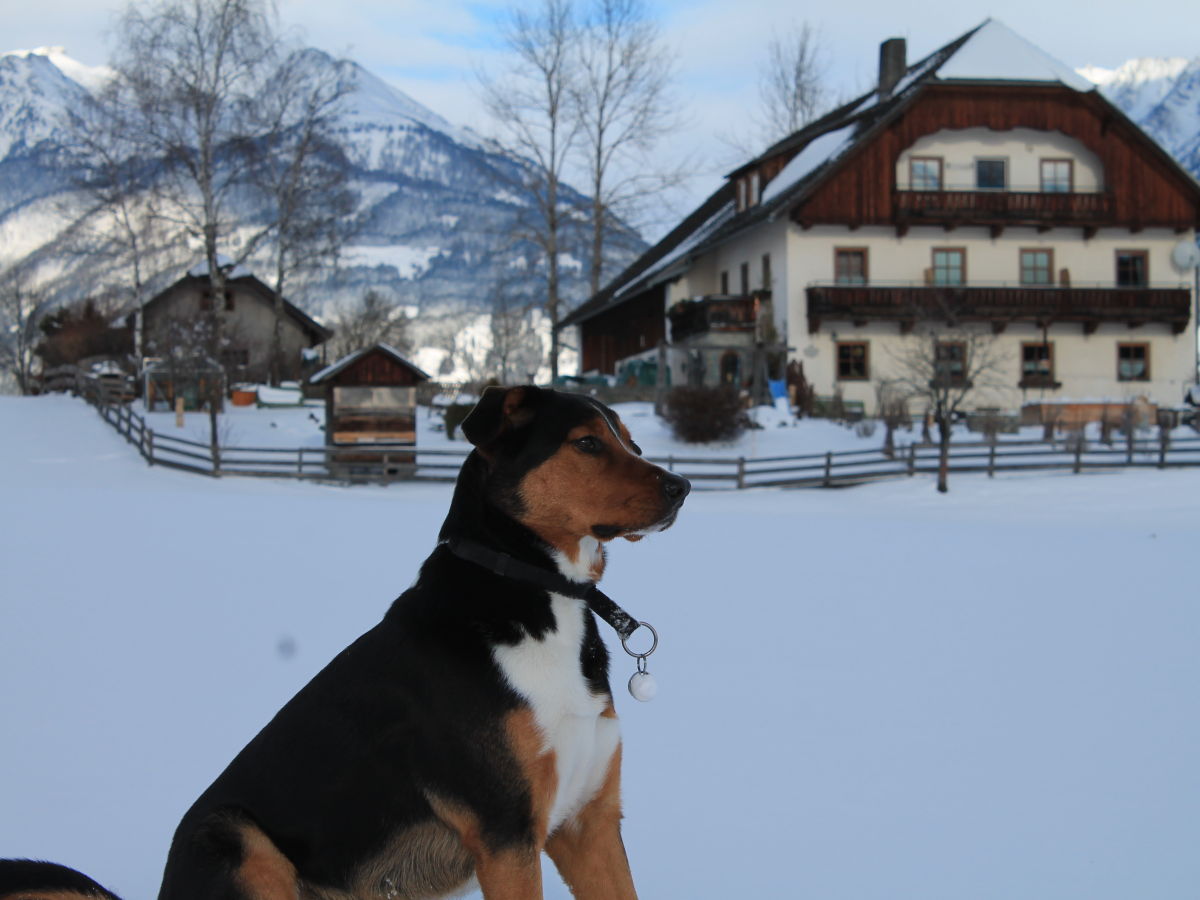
[663, 386, 747, 443]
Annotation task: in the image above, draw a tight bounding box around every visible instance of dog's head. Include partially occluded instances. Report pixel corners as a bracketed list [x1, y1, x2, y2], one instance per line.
[460, 386, 689, 552]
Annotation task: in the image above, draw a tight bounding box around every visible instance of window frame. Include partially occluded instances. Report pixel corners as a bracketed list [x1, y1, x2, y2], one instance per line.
[739, 262, 749, 296]
[836, 341, 870, 381]
[1115, 250, 1149, 288]
[1117, 342, 1150, 382]
[974, 157, 1008, 191]
[761, 253, 772, 291]
[834, 247, 869, 285]
[1039, 158, 1074, 193]
[720, 270, 729, 294]
[931, 247, 967, 286]
[1019, 248, 1055, 286]
[934, 340, 968, 386]
[909, 156, 943, 191]
[1020, 341, 1057, 388]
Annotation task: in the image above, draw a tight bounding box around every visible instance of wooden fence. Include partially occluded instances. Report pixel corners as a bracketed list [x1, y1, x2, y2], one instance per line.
[75, 373, 1200, 489]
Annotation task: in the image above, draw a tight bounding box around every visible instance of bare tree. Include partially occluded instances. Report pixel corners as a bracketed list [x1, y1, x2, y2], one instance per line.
[249, 49, 357, 385]
[758, 23, 827, 144]
[486, 280, 544, 382]
[888, 311, 1008, 493]
[0, 267, 49, 394]
[325, 290, 411, 361]
[573, 0, 678, 296]
[481, 0, 580, 380]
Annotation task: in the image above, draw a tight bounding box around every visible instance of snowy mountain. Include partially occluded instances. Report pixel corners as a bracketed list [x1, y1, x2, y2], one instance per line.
[0, 47, 644, 345]
[1080, 55, 1200, 177]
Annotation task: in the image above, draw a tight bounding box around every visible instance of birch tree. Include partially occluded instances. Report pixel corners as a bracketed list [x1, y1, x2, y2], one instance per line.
[573, 0, 678, 295]
[757, 22, 827, 144]
[481, 0, 580, 380]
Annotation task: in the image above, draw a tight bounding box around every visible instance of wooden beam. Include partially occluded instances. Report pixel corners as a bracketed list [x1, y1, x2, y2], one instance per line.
[1083, 321, 1098, 336]
[1083, 226, 1097, 240]
[991, 321, 1007, 334]
[989, 224, 1004, 239]
[895, 223, 909, 238]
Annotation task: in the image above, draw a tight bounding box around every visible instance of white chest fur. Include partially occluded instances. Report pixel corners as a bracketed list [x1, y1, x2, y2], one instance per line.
[491, 588, 621, 835]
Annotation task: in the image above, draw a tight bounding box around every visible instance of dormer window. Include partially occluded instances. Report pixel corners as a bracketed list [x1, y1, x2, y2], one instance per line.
[749, 172, 760, 205]
[737, 179, 746, 211]
[975, 158, 1007, 190]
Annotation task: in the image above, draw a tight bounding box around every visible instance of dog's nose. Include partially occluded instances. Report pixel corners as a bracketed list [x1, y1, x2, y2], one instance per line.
[662, 472, 690, 503]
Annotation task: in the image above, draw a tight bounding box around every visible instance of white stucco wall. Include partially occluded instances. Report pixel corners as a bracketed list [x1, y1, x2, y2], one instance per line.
[896, 127, 1105, 193]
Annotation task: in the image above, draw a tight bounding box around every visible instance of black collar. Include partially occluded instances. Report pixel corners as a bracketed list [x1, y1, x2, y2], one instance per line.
[444, 537, 639, 640]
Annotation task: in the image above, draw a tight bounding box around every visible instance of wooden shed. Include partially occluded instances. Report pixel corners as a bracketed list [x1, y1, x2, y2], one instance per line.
[309, 345, 430, 471]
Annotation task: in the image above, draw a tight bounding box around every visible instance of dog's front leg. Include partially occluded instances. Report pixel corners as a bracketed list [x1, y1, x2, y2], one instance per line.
[545, 745, 638, 900]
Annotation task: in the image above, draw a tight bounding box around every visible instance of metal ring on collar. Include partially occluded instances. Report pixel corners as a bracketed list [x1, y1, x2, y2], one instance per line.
[620, 621, 658, 659]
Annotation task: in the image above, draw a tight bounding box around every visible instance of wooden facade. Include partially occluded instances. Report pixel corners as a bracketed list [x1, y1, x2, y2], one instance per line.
[792, 85, 1200, 231]
[579, 285, 667, 373]
[310, 346, 430, 463]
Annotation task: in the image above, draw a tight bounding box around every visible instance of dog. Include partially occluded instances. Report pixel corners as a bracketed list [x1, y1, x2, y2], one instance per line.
[2, 385, 689, 900]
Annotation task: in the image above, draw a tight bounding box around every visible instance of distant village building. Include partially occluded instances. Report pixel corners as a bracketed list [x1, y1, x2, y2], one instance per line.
[137, 259, 332, 386]
[560, 20, 1200, 416]
[309, 344, 430, 471]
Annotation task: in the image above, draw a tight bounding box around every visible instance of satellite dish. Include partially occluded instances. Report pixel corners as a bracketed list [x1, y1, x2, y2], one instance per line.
[1171, 239, 1200, 271]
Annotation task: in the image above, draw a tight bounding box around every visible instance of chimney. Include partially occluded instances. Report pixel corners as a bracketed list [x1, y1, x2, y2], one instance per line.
[878, 38, 907, 98]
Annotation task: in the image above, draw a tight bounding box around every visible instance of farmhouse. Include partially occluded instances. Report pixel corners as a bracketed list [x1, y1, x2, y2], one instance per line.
[137, 259, 332, 385]
[561, 20, 1200, 415]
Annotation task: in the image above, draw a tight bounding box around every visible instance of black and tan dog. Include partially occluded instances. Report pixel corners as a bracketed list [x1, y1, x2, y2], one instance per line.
[2, 386, 688, 900]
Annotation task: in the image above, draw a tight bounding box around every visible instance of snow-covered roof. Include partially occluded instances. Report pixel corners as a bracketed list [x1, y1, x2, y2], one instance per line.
[616, 200, 736, 298]
[187, 255, 252, 280]
[933, 19, 1092, 91]
[309, 343, 431, 384]
[760, 123, 859, 205]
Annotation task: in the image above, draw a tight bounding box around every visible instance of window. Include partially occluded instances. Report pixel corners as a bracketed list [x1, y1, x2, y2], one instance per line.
[1021, 342, 1056, 387]
[749, 172, 760, 205]
[834, 248, 868, 285]
[737, 180, 746, 211]
[910, 157, 943, 190]
[1117, 343, 1149, 381]
[761, 253, 771, 290]
[935, 341, 967, 384]
[836, 342, 869, 380]
[1040, 159, 1073, 193]
[720, 270, 729, 294]
[932, 248, 965, 286]
[1020, 249, 1054, 285]
[1116, 251, 1148, 287]
[740, 262, 749, 296]
[975, 158, 1007, 190]
[220, 347, 249, 368]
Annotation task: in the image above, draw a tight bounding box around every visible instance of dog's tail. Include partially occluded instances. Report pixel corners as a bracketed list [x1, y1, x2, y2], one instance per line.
[0, 859, 122, 900]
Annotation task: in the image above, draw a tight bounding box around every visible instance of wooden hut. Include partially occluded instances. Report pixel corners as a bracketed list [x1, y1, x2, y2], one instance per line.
[309, 344, 430, 475]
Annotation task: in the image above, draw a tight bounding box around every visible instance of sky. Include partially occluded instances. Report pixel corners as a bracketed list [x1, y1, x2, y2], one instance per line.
[6, 0, 1199, 231]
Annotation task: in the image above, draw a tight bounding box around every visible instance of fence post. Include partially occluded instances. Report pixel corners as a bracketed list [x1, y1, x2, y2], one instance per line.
[146, 430, 155, 466]
[987, 442, 996, 478]
[823, 451, 833, 487]
[382, 453, 390, 485]
[212, 443, 221, 478]
[297, 447, 304, 477]
[736, 457, 746, 490]
[1159, 432, 1169, 469]
[907, 443, 916, 476]
[1073, 439, 1082, 474]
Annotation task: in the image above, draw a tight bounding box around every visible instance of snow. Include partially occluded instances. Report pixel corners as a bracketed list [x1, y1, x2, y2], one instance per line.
[760, 122, 858, 205]
[4, 395, 1200, 899]
[614, 200, 736, 298]
[4, 46, 116, 93]
[343, 244, 445, 278]
[935, 19, 1094, 92]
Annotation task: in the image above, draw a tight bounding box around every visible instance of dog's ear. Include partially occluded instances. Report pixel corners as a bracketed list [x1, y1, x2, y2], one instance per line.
[461, 385, 542, 450]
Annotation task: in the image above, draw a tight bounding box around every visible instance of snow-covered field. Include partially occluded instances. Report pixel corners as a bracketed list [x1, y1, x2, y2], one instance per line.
[3, 395, 1199, 899]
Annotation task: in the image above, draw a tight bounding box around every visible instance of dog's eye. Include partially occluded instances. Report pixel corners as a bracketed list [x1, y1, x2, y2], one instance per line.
[573, 436, 603, 455]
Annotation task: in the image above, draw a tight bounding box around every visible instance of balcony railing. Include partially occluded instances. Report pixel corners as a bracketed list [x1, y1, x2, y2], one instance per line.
[806, 284, 1191, 334]
[669, 293, 767, 342]
[894, 189, 1113, 226]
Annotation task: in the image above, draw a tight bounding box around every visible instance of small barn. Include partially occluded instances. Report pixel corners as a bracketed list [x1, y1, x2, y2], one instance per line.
[309, 345, 430, 472]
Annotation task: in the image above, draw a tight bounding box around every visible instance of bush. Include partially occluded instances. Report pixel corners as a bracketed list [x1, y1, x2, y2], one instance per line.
[663, 386, 747, 443]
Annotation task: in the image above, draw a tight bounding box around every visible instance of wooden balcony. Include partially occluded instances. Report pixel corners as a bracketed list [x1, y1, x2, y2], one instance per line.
[894, 190, 1113, 231]
[807, 284, 1191, 334]
[669, 293, 766, 342]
